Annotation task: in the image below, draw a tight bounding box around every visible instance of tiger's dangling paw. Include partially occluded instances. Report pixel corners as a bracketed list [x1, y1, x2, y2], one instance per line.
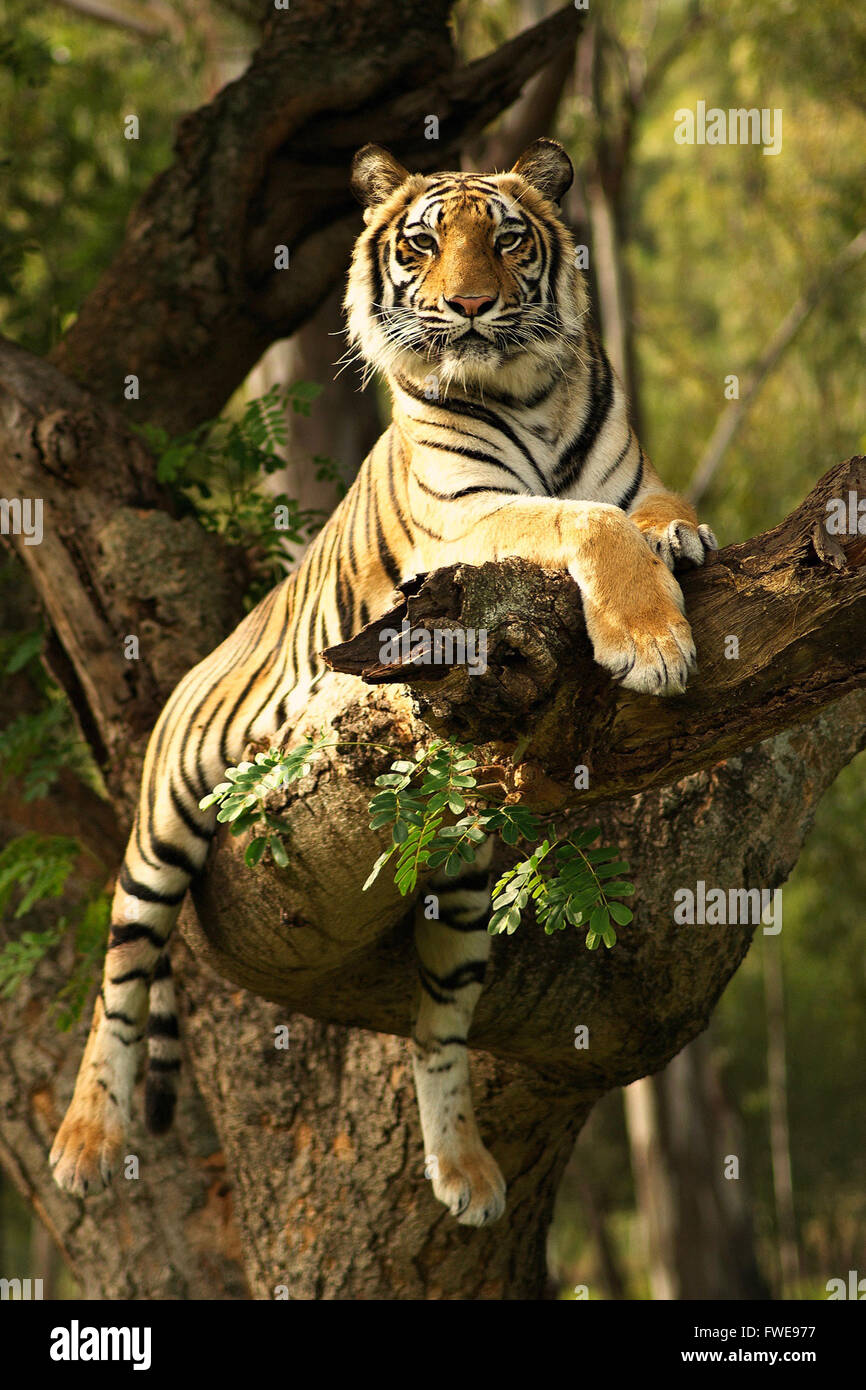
[50, 1089, 126, 1197]
[637, 517, 718, 572]
[50, 1002, 134, 1196]
[428, 1142, 507, 1227]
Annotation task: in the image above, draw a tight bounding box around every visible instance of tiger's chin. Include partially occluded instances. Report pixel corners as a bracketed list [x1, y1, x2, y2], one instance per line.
[378, 334, 553, 399]
[437, 340, 505, 382]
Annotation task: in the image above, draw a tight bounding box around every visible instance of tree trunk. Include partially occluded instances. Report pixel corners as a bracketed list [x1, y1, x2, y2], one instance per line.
[624, 1033, 769, 1300]
[763, 939, 802, 1294]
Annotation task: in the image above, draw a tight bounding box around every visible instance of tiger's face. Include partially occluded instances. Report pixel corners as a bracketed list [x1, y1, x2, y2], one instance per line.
[345, 139, 588, 393]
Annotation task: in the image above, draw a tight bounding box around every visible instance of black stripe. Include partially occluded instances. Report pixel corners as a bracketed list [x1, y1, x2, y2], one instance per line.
[367, 223, 385, 317]
[406, 503, 445, 542]
[109, 968, 150, 984]
[100, 995, 137, 1027]
[119, 866, 184, 906]
[191, 691, 228, 807]
[411, 435, 525, 486]
[147, 1012, 180, 1039]
[219, 656, 272, 767]
[418, 966, 452, 1005]
[152, 954, 172, 982]
[371, 482, 400, 587]
[149, 834, 200, 881]
[334, 556, 355, 640]
[618, 453, 645, 511]
[553, 337, 614, 494]
[597, 430, 633, 490]
[170, 779, 213, 843]
[108, 922, 165, 950]
[479, 372, 558, 411]
[384, 430, 415, 552]
[437, 914, 489, 933]
[412, 474, 517, 504]
[420, 960, 488, 991]
[147, 1057, 181, 1073]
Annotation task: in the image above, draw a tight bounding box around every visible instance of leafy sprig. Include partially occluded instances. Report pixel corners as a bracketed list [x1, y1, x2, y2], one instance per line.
[199, 738, 334, 868]
[365, 741, 634, 947]
[137, 384, 344, 599]
[207, 736, 636, 950]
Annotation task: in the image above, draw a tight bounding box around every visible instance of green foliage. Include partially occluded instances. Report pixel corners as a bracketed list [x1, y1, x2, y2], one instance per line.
[0, 833, 81, 921]
[0, 625, 99, 800]
[0, 833, 110, 1027]
[490, 829, 634, 947]
[138, 384, 342, 597]
[365, 741, 633, 948]
[0, 925, 64, 999]
[199, 738, 334, 869]
[204, 736, 636, 950]
[0, 1, 200, 352]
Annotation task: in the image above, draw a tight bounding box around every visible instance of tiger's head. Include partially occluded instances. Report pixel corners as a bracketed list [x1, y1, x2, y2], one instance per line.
[344, 138, 588, 394]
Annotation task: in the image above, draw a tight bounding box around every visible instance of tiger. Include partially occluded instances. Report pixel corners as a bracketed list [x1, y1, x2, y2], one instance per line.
[50, 138, 717, 1227]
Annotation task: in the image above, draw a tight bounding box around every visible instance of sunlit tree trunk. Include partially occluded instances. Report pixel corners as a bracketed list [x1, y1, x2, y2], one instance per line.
[763, 941, 802, 1294]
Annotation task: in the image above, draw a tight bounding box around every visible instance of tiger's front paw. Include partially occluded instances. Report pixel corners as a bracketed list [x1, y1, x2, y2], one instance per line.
[428, 1144, 506, 1227]
[637, 517, 718, 572]
[583, 562, 696, 696]
[50, 1096, 124, 1197]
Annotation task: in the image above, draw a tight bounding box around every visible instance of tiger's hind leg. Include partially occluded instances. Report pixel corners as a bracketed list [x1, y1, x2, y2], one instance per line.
[412, 840, 506, 1226]
[49, 845, 191, 1196]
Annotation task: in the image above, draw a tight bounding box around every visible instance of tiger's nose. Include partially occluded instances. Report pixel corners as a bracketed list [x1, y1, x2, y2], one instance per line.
[445, 294, 496, 318]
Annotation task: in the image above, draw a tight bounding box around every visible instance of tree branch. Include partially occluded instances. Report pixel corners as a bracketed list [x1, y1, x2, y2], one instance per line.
[169, 457, 866, 1092]
[324, 455, 866, 808]
[0, 335, 245, 805]
[47, 0, 172, 39]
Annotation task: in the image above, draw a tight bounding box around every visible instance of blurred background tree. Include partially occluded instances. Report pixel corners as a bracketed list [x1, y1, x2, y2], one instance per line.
[1, 0, 863, 1298]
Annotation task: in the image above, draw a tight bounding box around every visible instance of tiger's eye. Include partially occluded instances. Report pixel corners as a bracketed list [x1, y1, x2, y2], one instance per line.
[498, 232, 524, 252]
[408, 233, 436, 253]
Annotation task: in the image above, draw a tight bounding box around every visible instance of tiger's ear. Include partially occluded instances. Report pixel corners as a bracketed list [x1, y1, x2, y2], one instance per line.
[510, 138, 573, 204]
[351, 144, 411, 213]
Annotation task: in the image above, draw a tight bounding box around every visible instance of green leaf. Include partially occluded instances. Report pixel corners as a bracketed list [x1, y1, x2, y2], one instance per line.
[5, 629, 43, 673]
[590, 904, 610, 936]
[244, 837, 268, 868]
[607, 901, 633, 925]
[362, 847, 395, 891]
[269, 835, 289, 868]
